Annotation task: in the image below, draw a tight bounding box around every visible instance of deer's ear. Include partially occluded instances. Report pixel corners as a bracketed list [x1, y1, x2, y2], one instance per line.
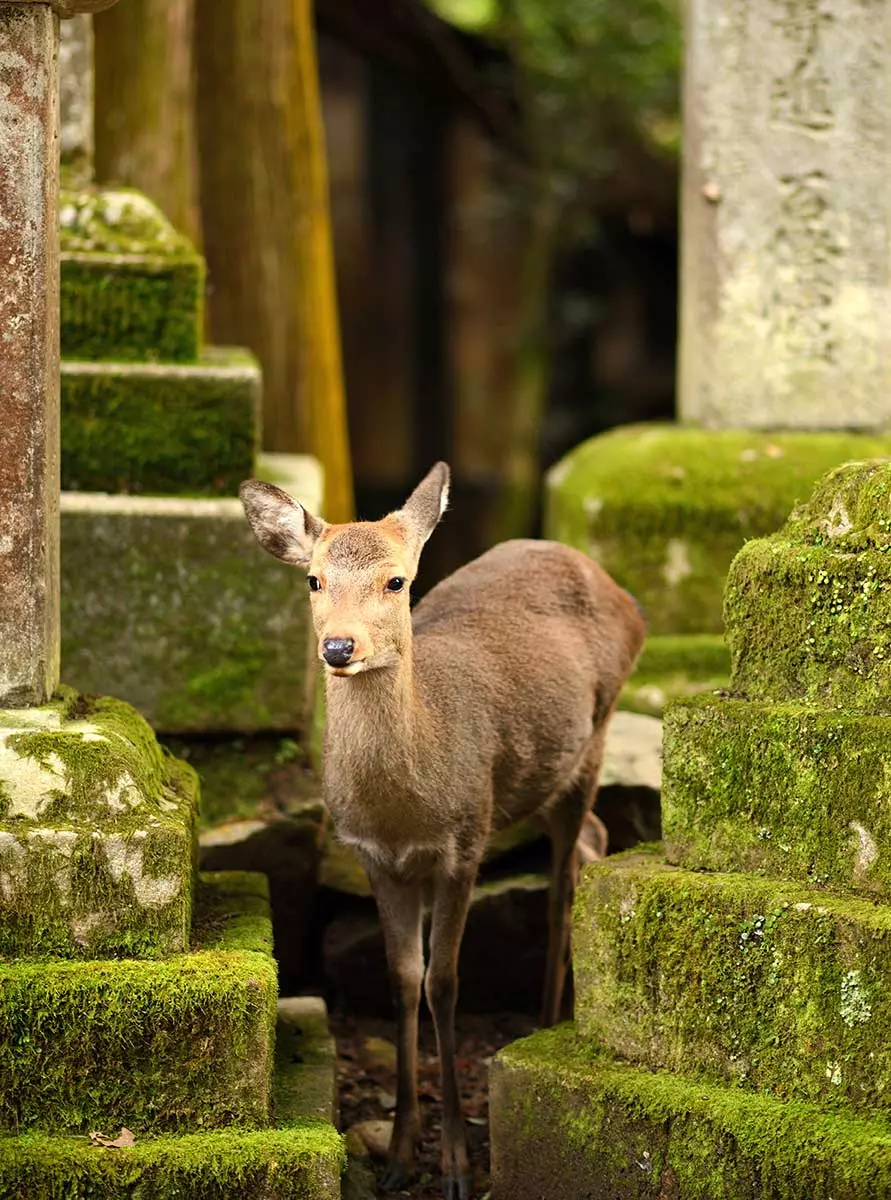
[397, 461, 450, 549]
[239, 480, 326, 566]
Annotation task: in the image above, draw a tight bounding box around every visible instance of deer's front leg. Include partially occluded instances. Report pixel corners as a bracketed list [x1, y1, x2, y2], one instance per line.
[426, 869, 476, 1200]
[365, 865, 425, 1191]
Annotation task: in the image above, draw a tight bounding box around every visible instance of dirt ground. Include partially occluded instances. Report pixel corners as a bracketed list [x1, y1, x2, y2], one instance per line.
[331, 1009, 537, 1200]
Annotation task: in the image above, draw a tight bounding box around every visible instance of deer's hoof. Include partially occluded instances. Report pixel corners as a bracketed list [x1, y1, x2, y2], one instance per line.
[443, 1171, 472, 1199]
[380, 1161, 411, 1192]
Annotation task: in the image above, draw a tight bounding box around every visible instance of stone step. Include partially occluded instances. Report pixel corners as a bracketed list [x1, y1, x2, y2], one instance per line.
[620, 632, 729, 716]
[60, 453, 322, 735]
[544, 424, 891, 636]
[0, 995, 343, 1200]
[0, 687, 198, 958]
[0, 872, 277, 1134]
[663, 694, 891, 894]
[574, 849, 891, 1115]
[489, 1024, 891, 1200]
[61, 350, 260, 497]
[61, 187, 204, 364]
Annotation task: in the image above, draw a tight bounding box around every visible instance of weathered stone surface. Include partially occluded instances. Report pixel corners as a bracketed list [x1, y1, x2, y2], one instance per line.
[60, 453, 322, 734]
[59, 13, 93, 184]
[0, 872, 275, 1133]
[0, 686, 197, 957]
[545, 426, 891, 634]
[679, 0, 891, 428]
[275, 996, 338, 1126]
[663, 695, 891, 894]
[575, 850, 891, 1115]
[60, 186, 203, 362]
[61, 348, 261, 496]
[490, 1024, 891, 1200]
[0, 2, 60, 707]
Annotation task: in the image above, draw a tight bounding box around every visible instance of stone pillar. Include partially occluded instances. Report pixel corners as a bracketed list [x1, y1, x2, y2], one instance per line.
[679, 0, 891, 429]
[0, 0, 116, 708]
[59, 13, 93, 183]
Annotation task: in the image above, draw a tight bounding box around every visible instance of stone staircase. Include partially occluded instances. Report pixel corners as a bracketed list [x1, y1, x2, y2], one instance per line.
[490, 459, 891, 1199]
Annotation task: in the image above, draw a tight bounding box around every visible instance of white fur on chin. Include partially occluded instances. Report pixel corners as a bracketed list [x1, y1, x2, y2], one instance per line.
[325, 661, 367, 677]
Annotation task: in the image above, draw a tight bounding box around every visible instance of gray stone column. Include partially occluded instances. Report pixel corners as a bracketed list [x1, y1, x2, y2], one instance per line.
[679, 0, 891, 429]
[59, 13, 93, 183]
[0, 0, 117, 708]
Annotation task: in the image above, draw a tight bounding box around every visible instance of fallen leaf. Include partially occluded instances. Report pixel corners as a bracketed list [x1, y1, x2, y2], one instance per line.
[89, 1128, 136, 1149]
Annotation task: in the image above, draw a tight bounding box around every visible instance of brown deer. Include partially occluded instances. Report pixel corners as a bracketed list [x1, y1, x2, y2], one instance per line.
[240, 463, 645, 1199]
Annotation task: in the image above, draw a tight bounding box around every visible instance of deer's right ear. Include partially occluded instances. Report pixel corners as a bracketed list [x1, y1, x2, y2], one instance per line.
[239, 480, 326, 567]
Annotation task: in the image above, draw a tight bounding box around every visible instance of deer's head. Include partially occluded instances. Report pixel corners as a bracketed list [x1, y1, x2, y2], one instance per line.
[240, 463, 449, 676]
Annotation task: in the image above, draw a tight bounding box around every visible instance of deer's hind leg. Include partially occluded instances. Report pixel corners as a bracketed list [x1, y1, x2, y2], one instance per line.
[540, 731, 606, 1028]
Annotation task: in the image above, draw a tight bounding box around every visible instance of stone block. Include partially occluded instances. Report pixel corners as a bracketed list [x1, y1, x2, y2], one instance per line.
[726, 459, 891, 712]
[0, 686, 196, 958]
[575, 850, 891, 1114]
[61, 349, 260, 496]
[60, 453, 322, 734]
[663, 696, 891, 894]
[60, 187, 203, 362]
[545, 425, 891, 634]
[275, 996, 338, 1126]
[0, 871, 275, 1134]
[490, 1025, 891, 1200]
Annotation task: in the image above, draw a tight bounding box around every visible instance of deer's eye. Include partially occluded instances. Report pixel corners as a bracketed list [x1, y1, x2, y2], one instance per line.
[307, 575, 322, 592]
[386, 577, 405, 593]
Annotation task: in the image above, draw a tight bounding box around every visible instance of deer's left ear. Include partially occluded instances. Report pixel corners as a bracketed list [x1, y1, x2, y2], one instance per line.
[239, 480, 327, 567]
[396, 461, 450, 549]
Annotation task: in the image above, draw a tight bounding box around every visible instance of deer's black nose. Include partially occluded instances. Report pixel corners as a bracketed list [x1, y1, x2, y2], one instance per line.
[323, 637, 354, 667]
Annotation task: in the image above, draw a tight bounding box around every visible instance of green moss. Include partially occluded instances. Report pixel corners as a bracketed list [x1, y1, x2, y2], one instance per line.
[574, 851, 891, 1113]
[620, 633, 730, 715]
[60, 188, 203, 363]
[662, 696, 891, 893]
[0, 872, 276, 1135]
[491, 1024, 891, 1200]
[545, 425, 891, 634]
[61, 350, 260, 497]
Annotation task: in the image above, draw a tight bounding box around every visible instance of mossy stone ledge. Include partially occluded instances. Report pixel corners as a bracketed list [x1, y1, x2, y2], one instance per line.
[574, 850, 891, 1114]
[60, 188, 204, 363]
[545, 425, 891, 636]
[726, 458, 891, 711]
[620, 632, 730, 715]
[61, 349, 261, 497]
[490, 1025, 891, 1200]
[0, 687, 197, 958]
[662, 695, 891, 892]
[0, 872, 276, 1134]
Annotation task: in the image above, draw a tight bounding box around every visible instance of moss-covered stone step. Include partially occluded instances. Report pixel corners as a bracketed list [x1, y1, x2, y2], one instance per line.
[575, 850, 891, 1113]
[726, 459, 891, 713]
[663, 695, 891, 893]
[0, 991, 343, 1199]
[0, 687, 197, 958]
[0, 871, 276, 1134]
[490, 1024, 891, 1200]
[61, 349, 260, 497]
[620, 633, 729, 715]
[545, 425, 891, 635]
[61, 187, 204, 363]
[60, 453, 322, 735]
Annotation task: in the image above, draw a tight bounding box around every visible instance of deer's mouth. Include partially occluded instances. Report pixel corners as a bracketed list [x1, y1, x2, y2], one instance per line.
[325, 660, 367, 677]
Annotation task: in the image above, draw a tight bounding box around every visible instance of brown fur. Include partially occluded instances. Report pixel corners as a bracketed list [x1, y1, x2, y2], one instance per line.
[239, 464, 646, 1198]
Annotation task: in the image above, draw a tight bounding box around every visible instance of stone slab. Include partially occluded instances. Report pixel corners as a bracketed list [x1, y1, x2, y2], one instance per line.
[544, 425, 891, 635]
[60, 187, 203, 362]
[276, 996, 339, 1127]
[0, 686, 197, 957]
[60, 348, 261, 496]
[490, 1025, 891, 1200]
[663, 696, 891, 894]
[575, 850, 891, 1115]
[679, 0, 891, 429]
[0, 871, 276, 1134]
[60, 452, 323, 734]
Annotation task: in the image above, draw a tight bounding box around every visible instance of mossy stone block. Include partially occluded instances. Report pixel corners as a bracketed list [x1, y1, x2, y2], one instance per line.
[575, 850, 891, 1114]
[61, 453, 322, 734]
[61, 349, 260, 496]
[0, 687, 197, 958]
[620, 632, 730, 715]
[545, 425, 891, 635]
[275, 997, 338, 1126]
[0, 872, 277, 1134]
[662, 695, 891, 892]
[726, 458, 891, 712]
[60, 188, 203, 362]
[490, 1024, 891, 1200]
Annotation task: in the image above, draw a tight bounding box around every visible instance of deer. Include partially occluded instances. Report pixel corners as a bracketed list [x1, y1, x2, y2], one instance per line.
[240, 463, 646, 1200]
